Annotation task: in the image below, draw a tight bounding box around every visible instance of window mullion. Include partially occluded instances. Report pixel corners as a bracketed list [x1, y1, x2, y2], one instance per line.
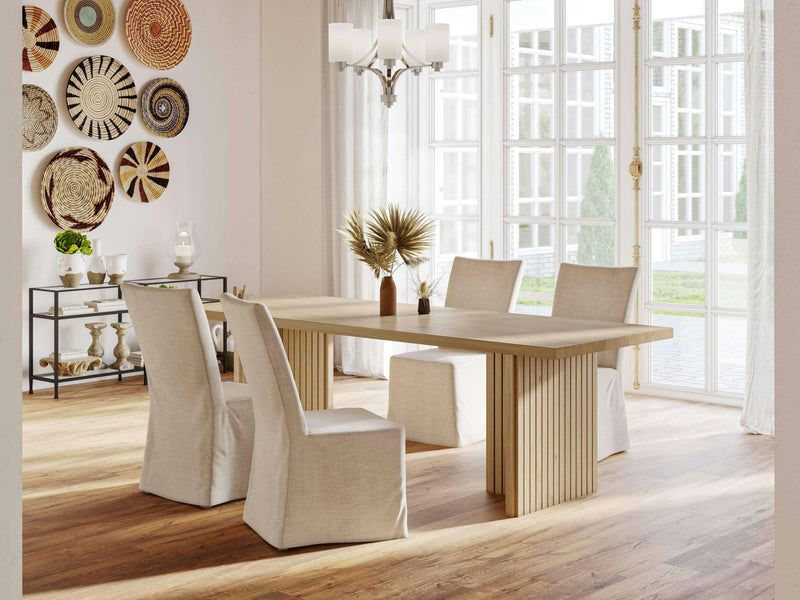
[706, 0, 716, 394]
[554, 0, 564, 271]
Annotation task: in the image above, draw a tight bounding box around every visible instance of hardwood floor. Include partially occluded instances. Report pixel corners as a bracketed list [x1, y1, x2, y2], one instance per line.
[23, 374, 774, 599]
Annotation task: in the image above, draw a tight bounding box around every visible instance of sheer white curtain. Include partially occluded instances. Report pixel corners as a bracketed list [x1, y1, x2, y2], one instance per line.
[325, 0, 389, 378]
[741, 0, 774, 435]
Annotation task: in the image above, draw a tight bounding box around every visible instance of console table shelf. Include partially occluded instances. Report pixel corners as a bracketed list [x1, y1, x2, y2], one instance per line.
[29, 274, 228, 398]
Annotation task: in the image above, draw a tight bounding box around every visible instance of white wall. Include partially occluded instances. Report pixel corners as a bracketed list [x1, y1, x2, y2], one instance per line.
[23, 0, 261, 386]
[0, 0, 22, 593]
[774, 2, 800, 597]
[260, 0, 328, 296]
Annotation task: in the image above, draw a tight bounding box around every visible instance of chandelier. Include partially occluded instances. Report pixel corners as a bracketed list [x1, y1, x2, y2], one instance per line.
[327, 0, 450, 108]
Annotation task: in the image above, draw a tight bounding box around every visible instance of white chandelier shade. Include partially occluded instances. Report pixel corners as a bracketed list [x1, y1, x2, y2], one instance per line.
[327, 0, 450, 108]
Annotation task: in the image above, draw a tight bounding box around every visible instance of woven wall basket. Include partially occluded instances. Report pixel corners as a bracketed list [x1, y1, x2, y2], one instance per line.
[22, 6, 60, 72]
[41, 147, 114, 232]
[125, 0, 192, 70]
[65, 0, 116, 47]
[120, 141, 170, 203]
[141, 78, 189, 138]
[22, 84, 58, 151]
[66, 55, 137, 140]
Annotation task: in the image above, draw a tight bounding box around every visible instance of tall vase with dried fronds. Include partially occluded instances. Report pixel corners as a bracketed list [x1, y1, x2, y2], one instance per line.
[340, 204, 435, 316]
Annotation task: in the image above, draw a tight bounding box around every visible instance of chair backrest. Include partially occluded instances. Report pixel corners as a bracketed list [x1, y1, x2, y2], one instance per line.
[219, 294, 308, 439]
[122, 283, 225, 411]
[444, 257, 525, 312]
[550, 264, 639, 369]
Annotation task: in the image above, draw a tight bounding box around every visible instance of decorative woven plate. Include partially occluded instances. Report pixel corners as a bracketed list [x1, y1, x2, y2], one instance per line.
[66, 55, 137, 140]
[41, 147, 114, 231]
[64, 0, 116, 46]
[22, 6, 60, 72]
[120, 141, 170, 203]
[141, 78, 189, 138]
[22, 84, 58, 151]
[125, 0, 192, 70]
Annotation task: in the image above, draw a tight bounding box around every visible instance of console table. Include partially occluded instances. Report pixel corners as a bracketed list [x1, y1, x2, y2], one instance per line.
[29, 275, 228, 399]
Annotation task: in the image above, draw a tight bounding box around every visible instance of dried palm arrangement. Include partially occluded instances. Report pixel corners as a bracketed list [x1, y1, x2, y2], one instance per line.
[340, 204, 435, 278]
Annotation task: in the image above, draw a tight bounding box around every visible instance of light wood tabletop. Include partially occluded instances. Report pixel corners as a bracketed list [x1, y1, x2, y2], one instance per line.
[203, 296, 671, 360]
[204, 295, 673, 517]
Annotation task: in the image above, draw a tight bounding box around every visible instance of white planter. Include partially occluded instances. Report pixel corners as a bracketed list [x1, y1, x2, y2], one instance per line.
[87, 238, 106, 284]
[104, 254, 128, 286]
[57, 253, 86, 288]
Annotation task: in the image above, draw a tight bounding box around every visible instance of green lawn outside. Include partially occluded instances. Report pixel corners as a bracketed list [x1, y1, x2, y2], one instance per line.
[520, 276, 555, 294]
[518, 276, 555, 308]
[519, 272, 745, 316]
[652, 270, 746, 317]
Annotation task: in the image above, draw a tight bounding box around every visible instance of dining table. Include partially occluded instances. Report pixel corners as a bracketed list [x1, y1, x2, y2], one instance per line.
[204, 295, 672, 517]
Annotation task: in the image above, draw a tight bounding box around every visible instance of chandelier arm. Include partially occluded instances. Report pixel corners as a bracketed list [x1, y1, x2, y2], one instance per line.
[387, 66, 413, 91]
[347, 40, 379, 69]
[401, 44, 426, 68]
[363, 66, 392, 94]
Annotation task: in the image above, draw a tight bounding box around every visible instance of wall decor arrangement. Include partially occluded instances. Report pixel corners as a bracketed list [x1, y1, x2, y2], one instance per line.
[64, 0, 116, 47]
[41, 147, 114, 231]
[66, 55, 137, 140]
[119, 141, 170, 202]
[141, 78, 189, 138]
[22, 84, 58, 151]
[125, 0, 192, 70]
[22, 5, 60, 72]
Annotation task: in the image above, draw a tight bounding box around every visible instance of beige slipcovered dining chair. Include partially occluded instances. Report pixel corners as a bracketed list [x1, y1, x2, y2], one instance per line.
[220, 293, 407, 550]
[550, 263, 639, 461]
[122, 283, 254, 508]
[388, 257, 525, 447]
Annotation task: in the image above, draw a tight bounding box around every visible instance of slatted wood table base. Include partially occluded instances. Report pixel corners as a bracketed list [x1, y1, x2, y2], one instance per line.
[232, 329, 333, 411]
[487, 352, 597, 517]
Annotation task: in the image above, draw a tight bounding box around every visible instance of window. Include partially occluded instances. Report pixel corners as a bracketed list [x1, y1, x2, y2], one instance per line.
[424, 2, 481, 282]
[505, 0, 616, 315]
[645, 0, 747, 399]
[410, 0, 748, 404]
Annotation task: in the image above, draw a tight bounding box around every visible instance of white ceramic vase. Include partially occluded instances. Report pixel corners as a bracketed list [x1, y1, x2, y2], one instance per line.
[87, 238, 106, 284]
[104, 254, 128, 286]
[57, 253, 85, 288]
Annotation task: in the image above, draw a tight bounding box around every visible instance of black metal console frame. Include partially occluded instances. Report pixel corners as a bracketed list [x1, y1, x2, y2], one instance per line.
[28, 275, 227, 398]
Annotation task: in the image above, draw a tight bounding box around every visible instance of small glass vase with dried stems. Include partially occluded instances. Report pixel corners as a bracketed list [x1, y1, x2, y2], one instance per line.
[339, 204, 435, 316]
[410, 270, 443, 315]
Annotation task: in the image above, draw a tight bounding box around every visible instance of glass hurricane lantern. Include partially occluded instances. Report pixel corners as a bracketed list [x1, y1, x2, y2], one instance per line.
[168, 221, 199, 280]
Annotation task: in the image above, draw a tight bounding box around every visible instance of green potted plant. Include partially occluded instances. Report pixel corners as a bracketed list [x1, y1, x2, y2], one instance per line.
[54, 230, 92, 288]
[339, 204, 435, 315]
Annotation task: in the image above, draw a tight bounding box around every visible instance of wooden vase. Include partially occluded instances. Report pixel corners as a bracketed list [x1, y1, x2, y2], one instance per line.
[380, 275, 396, 316]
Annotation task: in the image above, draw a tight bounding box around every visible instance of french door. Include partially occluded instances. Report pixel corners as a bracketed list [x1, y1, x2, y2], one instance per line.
[417, 0, 747, 404]
[492, 0, 619, 318]
[642, 0, 746, 404]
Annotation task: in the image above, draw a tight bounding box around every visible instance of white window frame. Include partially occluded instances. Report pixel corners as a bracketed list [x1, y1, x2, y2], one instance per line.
[640, 0, 747, 406]
[419, 0, 483, 275]
[412, 0, 748, 405]
[488, 0, 620, 311]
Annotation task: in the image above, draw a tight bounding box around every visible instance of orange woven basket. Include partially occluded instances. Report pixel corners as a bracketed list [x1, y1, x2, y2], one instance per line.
[125, 0, 192, 70]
